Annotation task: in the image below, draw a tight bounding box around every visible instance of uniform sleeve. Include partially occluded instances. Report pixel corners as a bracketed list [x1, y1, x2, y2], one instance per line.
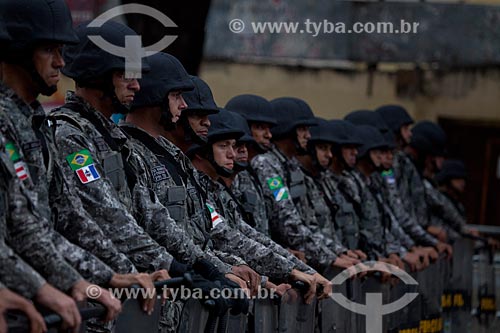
[6, 177, 83, 292]
[50, 231, 114, 286]
[424, 181, 467, 234]
[211, 250, 248, 267]
[53, 126, 173, 272]
[0, 238, 46, 299]
[237, 221, 316, 275]
[383, 177, 438, 247]
[209, 220, 295, 281]
[51, 163, 137, 274]
[251, 155, 337, 270]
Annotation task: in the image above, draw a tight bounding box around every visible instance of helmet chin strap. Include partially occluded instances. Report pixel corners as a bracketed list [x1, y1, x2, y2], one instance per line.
[179, 115, 207, 145]
[207, 148, 234, 178]
[233, 161, 249, 173]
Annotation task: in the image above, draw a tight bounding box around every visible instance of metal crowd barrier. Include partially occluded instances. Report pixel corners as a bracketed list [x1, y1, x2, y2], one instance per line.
[7, 237, 500, 333]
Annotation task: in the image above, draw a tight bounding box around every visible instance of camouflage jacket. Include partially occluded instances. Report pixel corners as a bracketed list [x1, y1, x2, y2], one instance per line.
[194, 170, 296, 281]
[345, 170, 403, 258]
[0, 129, 46, 298]
[393, 151, 429, 228]
[219, 179, 315, 275]
[316, 170, 361, 250]
[50, 92, 174, 272]
[251, 145, 337, 270]
[232, 168, 271, 236]
[380, 169, 438, 247]
[118, 122, 235, 274]
[424, 179, 467, 236]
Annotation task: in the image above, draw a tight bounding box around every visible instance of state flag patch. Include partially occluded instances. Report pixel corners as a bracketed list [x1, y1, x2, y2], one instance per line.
[75, 164, 101, 184]
[267, 176, 289, 201]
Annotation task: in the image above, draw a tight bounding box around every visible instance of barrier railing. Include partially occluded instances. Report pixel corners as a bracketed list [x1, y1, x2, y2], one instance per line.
[6, 237, 500, 333]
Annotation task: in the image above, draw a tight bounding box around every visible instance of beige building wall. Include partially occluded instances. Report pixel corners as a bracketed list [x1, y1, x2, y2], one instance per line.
[200, 62, 500, 123]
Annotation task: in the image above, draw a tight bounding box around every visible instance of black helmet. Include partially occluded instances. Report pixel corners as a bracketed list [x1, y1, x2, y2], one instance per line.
[383, 131, 397, 150]
[132, 53, 193, 109]
[356, 125, 388, 159]
[344, 110, 389, 134]
[226, 94, 276, 153]
[1, 0, 78, 96]
[177, 76, 220, 144]
[411, 121, 446, 156]
[62, 21, 149, 84]
[0, 11, 11, 44]
[435, 159, 467, 185]
[309, 118, 338, 144]
[202, 109, 244, 177]
[1, 0, 79, 49]
[131, 52, 193, 130]
[270, 97, 317, 139]
[375, 105, 414, 134]
[409, 132, 435, 156]
[62, 20, 150, 114]
[327, 120, 363, 146]
[226, 94, 277, 126]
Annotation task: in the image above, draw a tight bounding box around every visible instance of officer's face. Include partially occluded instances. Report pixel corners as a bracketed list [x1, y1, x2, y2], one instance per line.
[112, 71, 140, 105]
[296, 126, 311, 150]
[235, 142, 249, 163]
[315, 143, 333, 168]
[168, 91, 188, 123]
[369, 149, 383, 167]
[381, 149, 394, 170]
[213, 139, 236, 170]
[188, 114, 210, 138]
[400, 125, 412, 145]
[450, 178, 466, 194]
[341, 146, 358, 168]
[250, 123, 273, 148]
[435, 156, 444, 171]
[32, 43, 64, 88]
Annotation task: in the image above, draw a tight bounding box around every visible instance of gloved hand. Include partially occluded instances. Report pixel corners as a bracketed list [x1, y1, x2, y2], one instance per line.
[192, 259, 225, 281]
[189, 274, 229, 317]
[169, 259, 191, 277]
[193, 260, 249, 315]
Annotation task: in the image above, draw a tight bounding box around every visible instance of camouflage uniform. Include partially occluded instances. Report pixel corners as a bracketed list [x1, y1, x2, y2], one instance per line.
[424, 179, 467, 238]
[371, 172, 415, 251]
[195, 170, 296, 281]
[119, 122, 236, 274]
[252, 145, 337, 270]
[218, 179, 316, 275]
[380, 169, 438, 247]
[0, 135, 46, 299]
[50, 92, 174, 272]
[344, 170, 403, 258]
[317, 170, 361, 250]
[232, 168, 271, 236]
[302, 170, 347, 254]
[393, 151, 430, 228]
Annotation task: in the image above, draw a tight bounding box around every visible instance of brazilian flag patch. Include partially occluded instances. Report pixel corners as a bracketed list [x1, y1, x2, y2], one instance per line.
[66, 149, 94, 171]
[267, 176, 289, 201]
[381, 169, 395, 184]
[5, 142, 20, 161]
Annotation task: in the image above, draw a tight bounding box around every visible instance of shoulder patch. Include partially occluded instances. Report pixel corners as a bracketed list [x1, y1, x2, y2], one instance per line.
[381, 169, 396, 184]
[5, 142, 31, 182]
[267, 176, 289, 201]
[151, 165, 169, 183]
[206, 203, 224, 227]
[66, 149, 100, 184]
